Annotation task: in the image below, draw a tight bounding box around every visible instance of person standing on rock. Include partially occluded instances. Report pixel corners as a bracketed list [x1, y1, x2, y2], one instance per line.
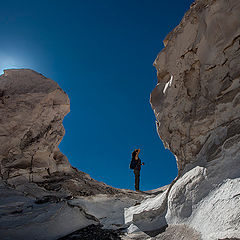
[130, 149, 144, 191]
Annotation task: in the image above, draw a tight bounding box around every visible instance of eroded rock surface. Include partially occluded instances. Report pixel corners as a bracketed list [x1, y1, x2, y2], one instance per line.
[126, 0, 240, 239]
[151, 0, 240, 171]
[0, 69, 148, 240]
[0, 69, 122, 196]
[0, 69, 71, 182]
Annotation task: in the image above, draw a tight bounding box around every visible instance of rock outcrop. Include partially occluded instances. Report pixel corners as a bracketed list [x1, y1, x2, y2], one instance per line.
[0, 69, 72, 183]
[0, 69, 147, 240]
[125, 0, 240, 239]
[151, 0, 240, 171]
[0, 69, 122, 196]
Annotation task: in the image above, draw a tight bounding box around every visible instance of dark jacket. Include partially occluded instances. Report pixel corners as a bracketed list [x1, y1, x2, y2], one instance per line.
[134, 158, 141, 171]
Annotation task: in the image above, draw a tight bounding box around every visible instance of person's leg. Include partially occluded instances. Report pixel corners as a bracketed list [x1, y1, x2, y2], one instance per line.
[139, 171, 140, 190]
[134, 170, 140, 191]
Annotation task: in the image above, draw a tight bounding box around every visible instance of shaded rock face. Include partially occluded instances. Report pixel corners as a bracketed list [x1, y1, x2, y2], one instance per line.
[0, 69, 121, 197]
[124, 1, 240, 240]
[150, 0, 240, 171]
[0, 69, 71, 184]
[0, 69, 149, 240]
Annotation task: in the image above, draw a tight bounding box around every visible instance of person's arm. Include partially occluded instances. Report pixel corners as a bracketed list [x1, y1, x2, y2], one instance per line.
[135, 149, 140, 160]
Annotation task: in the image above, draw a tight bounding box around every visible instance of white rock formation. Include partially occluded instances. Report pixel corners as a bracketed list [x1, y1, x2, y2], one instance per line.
[0, 69, 147, 240]
[0, 182, 96, 240]
[125, 0, 240, 239]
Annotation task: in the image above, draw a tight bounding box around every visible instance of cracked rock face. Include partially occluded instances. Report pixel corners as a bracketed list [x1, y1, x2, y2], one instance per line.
[0, 69, 149, 240]
[150, 0, 240, 171]
[0, 69, 72, 184]
[124, 0, 240, 239]
[0, 69, 121, 196]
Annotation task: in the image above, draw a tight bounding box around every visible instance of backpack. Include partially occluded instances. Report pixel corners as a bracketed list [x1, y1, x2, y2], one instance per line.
[130, 159, 136, 169]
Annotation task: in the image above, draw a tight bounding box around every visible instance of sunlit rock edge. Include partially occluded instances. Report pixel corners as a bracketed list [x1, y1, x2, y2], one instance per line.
[126, 0, 240, 239]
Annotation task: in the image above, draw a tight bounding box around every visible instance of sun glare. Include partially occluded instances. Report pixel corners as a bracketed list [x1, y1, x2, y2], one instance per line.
[0, 55, 32, 75]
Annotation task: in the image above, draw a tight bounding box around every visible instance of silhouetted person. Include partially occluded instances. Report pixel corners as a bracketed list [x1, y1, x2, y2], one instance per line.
[131, 149, 144, 191]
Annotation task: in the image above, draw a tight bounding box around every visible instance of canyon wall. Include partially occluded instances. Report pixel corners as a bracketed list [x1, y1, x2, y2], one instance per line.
[0, 69, 122, 196]
[151, 0, 240, 172]
[0, 69, 144, 240]
[126, 0, 240, 239]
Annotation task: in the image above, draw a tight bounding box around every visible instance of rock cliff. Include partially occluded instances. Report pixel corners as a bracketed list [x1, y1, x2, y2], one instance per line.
[125, 0, 240, 239]
[1, 0, 240, 239]
[151, 0, 240, 172]
[0, 69, 122, 196]
[0, 69, 71, 183]
[0, 69, 146, 240]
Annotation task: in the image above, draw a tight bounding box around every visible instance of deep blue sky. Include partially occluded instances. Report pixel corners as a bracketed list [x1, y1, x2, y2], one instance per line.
[0, 0, 194, 191]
